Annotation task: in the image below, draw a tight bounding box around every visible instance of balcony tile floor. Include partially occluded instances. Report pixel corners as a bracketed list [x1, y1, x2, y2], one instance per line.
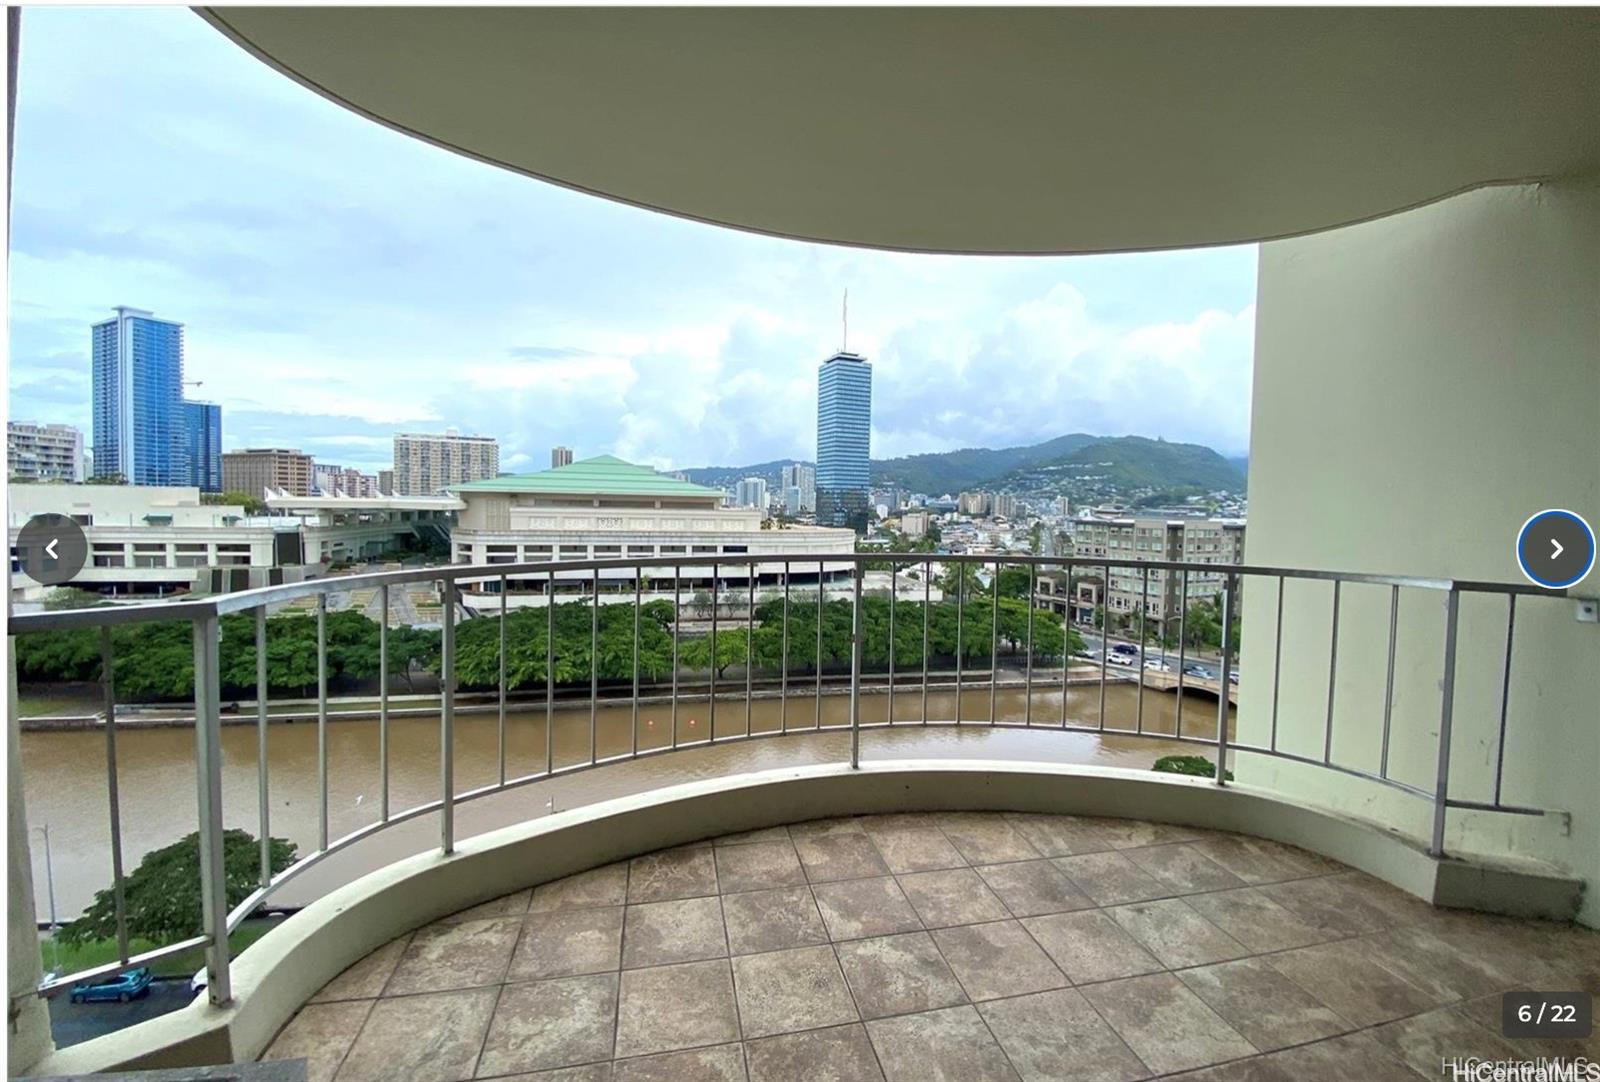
[262, 812, 1600, 1081]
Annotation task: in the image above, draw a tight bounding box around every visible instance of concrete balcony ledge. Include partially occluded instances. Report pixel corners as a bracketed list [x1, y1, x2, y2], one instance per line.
[30, 759, 1587, 1076]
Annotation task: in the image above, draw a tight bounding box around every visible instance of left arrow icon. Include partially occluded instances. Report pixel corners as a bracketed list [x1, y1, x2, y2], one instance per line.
[45, 539, 59, 559]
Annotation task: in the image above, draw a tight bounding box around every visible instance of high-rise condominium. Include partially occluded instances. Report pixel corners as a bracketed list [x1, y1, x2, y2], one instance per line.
[91, 306, 221, 487]
[92, 306, 185, 484]
[7, 422, 85, 483]
[781, 463, 816, 514]
[815, 351, 872, 530]
[735, 476, 768, 511]
[393, 430, 500, 495]
[183, 401, 223, 492]
[551, 446, 574, 468]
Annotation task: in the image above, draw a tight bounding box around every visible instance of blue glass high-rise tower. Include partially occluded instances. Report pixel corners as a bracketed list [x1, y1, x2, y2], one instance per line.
[816, 351, 872, 531]
[183, 400, 223, 492]
[92, 307, 187, 484]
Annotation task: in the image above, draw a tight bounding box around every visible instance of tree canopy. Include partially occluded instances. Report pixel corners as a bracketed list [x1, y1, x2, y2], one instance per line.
[61, 829, 296, 946]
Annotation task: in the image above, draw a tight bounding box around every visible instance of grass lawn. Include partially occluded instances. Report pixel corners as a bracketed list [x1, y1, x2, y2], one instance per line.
[41, 920, 280, 982]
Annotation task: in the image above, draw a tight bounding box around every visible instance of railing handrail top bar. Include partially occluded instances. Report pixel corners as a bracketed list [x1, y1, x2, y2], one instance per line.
[9, 553, 1566, 632]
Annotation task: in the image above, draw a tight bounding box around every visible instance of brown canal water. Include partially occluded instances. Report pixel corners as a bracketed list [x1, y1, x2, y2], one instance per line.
[19, 683, 1234, 920]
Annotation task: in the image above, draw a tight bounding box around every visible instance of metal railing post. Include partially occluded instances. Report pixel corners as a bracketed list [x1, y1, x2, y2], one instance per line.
[590, 569, 599, 763]
[1024, 563, 1035, 727]
[546, 570, 556, 773]
[780, 561, 789, 734]
[379, 584, 390, 820]
[634, 567, 643, 756]
[100, 628, 129, 962]
[441, 579, 456, 854]
[1430, 589, 1461, 857]
[850, 562, 864, 768]
[316, 593, 328, 851]
[989, 559, 999, 726]
[254, 609, 270, 887]
[1215, 572, 1234, 785]
[498, 575, 508, 786]
[191, 612, 231, 1005]
[709, 562, 718, 740]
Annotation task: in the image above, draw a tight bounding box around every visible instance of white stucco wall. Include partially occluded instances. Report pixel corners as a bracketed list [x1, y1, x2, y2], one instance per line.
[1238, 178, 1600, 924]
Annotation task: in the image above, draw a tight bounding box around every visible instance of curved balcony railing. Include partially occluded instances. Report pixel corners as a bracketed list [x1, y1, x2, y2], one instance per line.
[8, 553, 1565, 1007]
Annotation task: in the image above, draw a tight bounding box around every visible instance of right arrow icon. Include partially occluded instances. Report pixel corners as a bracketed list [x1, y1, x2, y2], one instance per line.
[1551, 539, 1564, 560]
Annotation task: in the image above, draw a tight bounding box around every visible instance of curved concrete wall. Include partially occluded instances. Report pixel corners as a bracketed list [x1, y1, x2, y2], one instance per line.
[30, 760, 1581, 1076]
[1240, 178, 1600, 925]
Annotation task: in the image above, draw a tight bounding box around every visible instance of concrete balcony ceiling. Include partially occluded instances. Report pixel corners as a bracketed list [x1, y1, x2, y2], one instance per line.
[199, 7, 1600, 254]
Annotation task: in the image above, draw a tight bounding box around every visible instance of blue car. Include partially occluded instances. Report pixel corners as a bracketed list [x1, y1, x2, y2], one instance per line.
[69, 966, 152, 1004]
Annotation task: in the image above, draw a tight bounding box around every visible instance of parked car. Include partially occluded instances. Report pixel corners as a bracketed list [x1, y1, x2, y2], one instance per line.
[70, 967, 151, 1004]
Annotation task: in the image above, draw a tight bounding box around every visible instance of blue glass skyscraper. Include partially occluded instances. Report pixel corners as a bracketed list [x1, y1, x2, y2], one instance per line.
[92, 307, 187, 484]
[816, 351, 872, 530]
[183, 400, 223, 492]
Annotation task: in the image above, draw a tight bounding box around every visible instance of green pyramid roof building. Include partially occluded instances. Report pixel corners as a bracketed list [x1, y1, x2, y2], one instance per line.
[449, 455, 724, 499]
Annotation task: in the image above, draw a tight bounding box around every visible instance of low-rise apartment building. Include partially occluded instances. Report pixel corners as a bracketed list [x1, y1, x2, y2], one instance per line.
[223, 447, 315, 497]
[1063, 512, 1245, 634]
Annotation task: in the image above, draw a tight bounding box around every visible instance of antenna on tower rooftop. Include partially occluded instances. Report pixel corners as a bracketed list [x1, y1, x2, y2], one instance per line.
[842, 288, 849, 353]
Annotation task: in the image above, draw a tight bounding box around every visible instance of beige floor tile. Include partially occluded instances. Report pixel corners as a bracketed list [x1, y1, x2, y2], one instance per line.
[866, 1005, 1021, 1082]
[334, 987, 497, 1082]
[610, 1043, 746, 1082]
[1107, 898, 1250, 969]
[931, 920, 1067, 1002]
[1180, 887, 1330, 953]
[1082, 973, 1257, 1076]
[1369, 1007, 1521, 1076]
[531, 864, 630, 913]
[795, 832, 891, 883]
[975, 859, 1095, 917]
[262, 1000, 375, 1082]
[812, 876, 923, 941]
[622, 896, 727, 969]
[1260, 1032, 1421, 1081]
[745, 1023, 883, 1082]
[862, 826, 965, 874]
[935, 814, 1041, 864]
[1177, 957, 1351, 1051]
[1021, 910, 1163, 985]
[732, 944, 858, 1038]
[476, 974, 618, 1077]
[614, 960, 739, 1059]
[1122, 844, 1245, 894]
[627, 848, 718, 904]
[835, 932, 968, 1020]
[895, 867, 1009, 928]
[714, 840, 806, 894]
[1267, 939, 1450, 1027]
[1053, 851, 1173, 906]
[310, 934, 412, 1003]
[384, 917, 522, 996]
[978, 987, 1149, 1082]
[510, 906, 624, 981]
[720, 885, 828, 955]
[442, 889, 534, 924]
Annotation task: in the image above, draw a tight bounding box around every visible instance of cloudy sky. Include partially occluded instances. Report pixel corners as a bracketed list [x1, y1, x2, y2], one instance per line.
[7, 8, 1257, 476]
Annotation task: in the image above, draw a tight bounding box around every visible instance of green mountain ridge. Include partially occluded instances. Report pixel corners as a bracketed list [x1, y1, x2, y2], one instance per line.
[682, 433, 1245, 497]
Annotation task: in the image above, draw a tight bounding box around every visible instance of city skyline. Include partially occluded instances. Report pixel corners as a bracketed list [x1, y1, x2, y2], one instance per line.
[8, 8, 1257, 477]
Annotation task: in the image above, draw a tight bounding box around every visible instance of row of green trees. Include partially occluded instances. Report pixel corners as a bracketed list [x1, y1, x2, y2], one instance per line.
[15, 591, 1082, 703]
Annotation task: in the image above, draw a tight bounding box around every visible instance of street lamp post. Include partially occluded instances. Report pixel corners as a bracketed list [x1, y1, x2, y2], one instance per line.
[35, 824, 59, 975]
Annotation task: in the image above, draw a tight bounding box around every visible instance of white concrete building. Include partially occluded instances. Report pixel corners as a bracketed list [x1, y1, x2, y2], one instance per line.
[7, 485, 455, 602]
[448, 455, 855, 607]
[7, 422, 85, 483]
